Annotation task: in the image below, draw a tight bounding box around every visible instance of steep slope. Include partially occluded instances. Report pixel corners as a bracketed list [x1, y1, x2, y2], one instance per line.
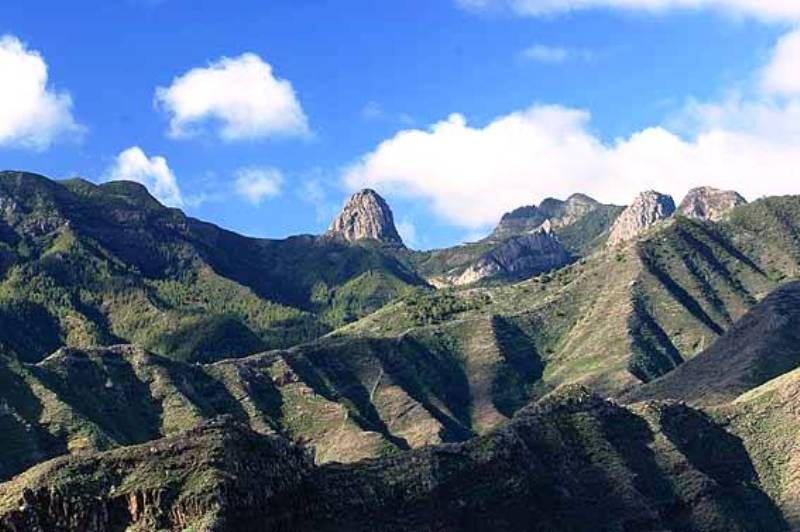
[0, 172, 425, 363]
[718, 368, 800, 527]
[344, 195, 800, 403]
[607, 190, 675, 246]
[621, 281, 800, 406]
[0, 326, 500, 481]
[491, 205, 548, 238]
[0, 389, 788, 532]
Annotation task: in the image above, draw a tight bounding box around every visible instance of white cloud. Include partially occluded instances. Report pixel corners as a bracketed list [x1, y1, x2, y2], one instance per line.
[397, 218, 418, 247]
[521, 44, 595, 64]
[345, 29, 800, 229]
[761, 29, 800, 96]
[0, 35, 81, 150]
[234, 167, 284, 204]
[155, 53, 309, 141]
[106, 147, 183, 207]
[457, 0, 800, 21]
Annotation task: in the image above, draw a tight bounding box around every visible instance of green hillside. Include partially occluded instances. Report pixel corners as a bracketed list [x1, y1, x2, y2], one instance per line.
[0, 171, 425, 363]
[0, 388, 789, 531]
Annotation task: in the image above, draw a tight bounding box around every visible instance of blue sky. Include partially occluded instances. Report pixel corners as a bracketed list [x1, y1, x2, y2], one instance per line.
[1, 0, 798, 249]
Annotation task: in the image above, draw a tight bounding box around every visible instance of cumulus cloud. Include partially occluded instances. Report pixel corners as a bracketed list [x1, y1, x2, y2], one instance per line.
[106, 147, 183, 207]
[0, 35, 81, 150]
[457, 0, 800, 21]
[761, 29, 800, 96]
[234, 167, 284, 204]
[155, 53, 309, 141]
[345, 30, 800, 229]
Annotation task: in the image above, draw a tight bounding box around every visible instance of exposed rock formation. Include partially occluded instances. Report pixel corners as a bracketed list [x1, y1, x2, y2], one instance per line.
[492, 205, 548, 238]
[678, 186, 747, 221]
[607, 190, 675, 246]
[440, 221, 573, 286]
[324, 189, 404, 246]
[538, 193, 600, 229]
[492, 194, 602, 238]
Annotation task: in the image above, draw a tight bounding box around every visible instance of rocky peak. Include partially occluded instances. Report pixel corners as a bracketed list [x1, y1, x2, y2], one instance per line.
[678, 186, 747, 222]
[607, 191, 675, 246]
[324, 189, 404, 245]
[492, 205, 548, 238]
[540, 194, 601, 229]
[537, 198, 565, 217]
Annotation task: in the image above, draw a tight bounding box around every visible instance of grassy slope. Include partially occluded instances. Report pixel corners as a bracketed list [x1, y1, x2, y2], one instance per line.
[7, 231, 795, 483]
[0, 172, 423, 363]
[621, 281, 800, 406]
[340, 196, 800, 405]
[3, 195, 800, 527]
[716, 369, 800, 527]
[0, 389, 788, 531]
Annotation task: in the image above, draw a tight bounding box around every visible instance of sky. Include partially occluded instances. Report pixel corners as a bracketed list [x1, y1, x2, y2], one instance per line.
[1, 0, 798, 249]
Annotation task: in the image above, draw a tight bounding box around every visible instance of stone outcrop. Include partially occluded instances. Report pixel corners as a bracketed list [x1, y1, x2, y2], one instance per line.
[607, 191, 675, 246]
[492, 205, 548, 238]
[678, 186, 747, 222]
[444, 221, 572, 286]
[492, 194, 602, 238]
[538, 193, 600, 229]
[324, 189, 403, 246]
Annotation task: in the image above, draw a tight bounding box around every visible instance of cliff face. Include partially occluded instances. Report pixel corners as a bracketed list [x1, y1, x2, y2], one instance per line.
[538, 193, 601, 229]
[451, 221, 572, 285]
[678, 186, 747, 222]
[324, 189, 404, 245]
[607, 191, 676, 246]
[491, 205, 548, 238]
[492, 193, 602, 238]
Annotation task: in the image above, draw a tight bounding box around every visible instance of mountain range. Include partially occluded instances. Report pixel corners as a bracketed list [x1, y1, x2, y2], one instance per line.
[1, 170, 799, 531]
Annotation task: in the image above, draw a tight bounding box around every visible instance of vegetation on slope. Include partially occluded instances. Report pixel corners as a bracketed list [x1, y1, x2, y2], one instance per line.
[0, 171, 426, 363]
[0, 389, 789, 531]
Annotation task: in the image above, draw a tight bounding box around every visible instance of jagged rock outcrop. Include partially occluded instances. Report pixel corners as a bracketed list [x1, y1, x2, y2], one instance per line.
[678, 186, 747, 221]
[538, 193, 601, 229]
[492, 205, 548, 238]
[607, 190, 675, 246]
[324, 189, 403, 246]
[492, 194, 602, 238]
[438, 221, 573, 286]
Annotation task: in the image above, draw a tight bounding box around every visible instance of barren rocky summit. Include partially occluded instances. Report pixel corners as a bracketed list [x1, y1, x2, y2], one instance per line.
[607, 190, 676, 245]
[678, 186, 747, 221]
[324, 189, 404, 245]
